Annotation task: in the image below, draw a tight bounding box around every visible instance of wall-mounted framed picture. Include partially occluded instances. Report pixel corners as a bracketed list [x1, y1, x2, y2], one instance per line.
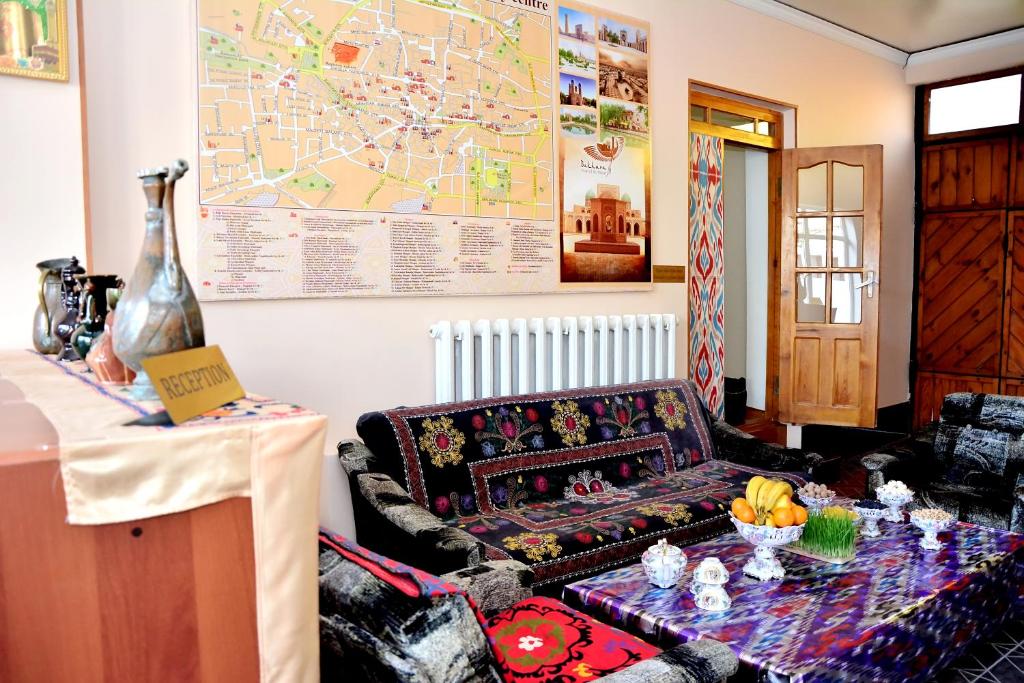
[0, 0, 69, 82]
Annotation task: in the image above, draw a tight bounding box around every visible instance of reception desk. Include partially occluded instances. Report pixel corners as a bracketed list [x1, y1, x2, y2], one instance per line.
[0, 351, 326, 682]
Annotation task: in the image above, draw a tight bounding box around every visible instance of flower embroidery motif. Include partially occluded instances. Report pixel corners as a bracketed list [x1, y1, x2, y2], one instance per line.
[653, 390, 688, 430]
[475, 405, 543, 453]
[502, 532, 563, 562]
[493, 619, 567, 668]
[417, 415, 466, 467]
[596, 395, 650, 438]
[637, 503, 694, 527]
[518, 635, 544, 652]
[551, 400, 590, 446]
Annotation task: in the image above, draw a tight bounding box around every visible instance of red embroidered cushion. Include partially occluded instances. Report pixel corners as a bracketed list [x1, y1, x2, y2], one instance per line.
[483, 596, 660, 682]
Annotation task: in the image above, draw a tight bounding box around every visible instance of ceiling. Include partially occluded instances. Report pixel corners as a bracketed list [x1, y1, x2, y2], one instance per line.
[775, 0, 1024, 53]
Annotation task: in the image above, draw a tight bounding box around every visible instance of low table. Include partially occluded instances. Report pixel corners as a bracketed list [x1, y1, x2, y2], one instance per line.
[564, 520, 1024, 682]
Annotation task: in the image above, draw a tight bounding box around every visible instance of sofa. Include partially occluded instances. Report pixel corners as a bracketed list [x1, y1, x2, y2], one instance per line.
[342, 379, 822, 586]
[318, 528, 739, 682]
[862, 392, 1024, 532]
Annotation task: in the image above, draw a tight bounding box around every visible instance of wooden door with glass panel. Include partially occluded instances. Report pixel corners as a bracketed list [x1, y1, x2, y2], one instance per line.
[780, 146, 882, 427]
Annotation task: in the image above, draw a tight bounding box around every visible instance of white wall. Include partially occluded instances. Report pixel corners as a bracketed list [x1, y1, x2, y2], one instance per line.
[78, 0, 916, 457]
[722, 146, 747, 379]
[0, 0, 87, 349]
[745, 149, 768, 411]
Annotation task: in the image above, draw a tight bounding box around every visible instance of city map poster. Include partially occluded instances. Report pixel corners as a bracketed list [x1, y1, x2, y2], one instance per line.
[557, 1, 651, 284]
[195, 0, 652, 300]
[196, 0, 558, 300]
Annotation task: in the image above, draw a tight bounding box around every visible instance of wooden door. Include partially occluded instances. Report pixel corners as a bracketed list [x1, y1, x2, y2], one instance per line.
[917, 211, 1006, 375]
[780, 146, 881, 427]
[1011, 136, 1024, 207]
[920, 139, 1010, 211]
[1004, 212, 1024, 377]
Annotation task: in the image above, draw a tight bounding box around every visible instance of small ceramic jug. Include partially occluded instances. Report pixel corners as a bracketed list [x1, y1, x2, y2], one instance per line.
[690, 557, 731, 612]
[641, 538, 686, 589]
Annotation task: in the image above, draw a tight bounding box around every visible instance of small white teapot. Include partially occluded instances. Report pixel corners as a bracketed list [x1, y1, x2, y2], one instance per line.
[690, 557, 731, 612]
[641, 538, 686, 588]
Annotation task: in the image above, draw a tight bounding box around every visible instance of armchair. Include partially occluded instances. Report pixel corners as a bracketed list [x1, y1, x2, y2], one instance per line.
[318, 530, 738, 683]
[862, 392, 1024, 532]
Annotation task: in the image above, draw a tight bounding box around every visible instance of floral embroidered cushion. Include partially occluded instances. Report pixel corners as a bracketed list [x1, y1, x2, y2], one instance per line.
[356, 380, 717, 521]
[448, 459, 805, 586]
[484, 596, 660, 682]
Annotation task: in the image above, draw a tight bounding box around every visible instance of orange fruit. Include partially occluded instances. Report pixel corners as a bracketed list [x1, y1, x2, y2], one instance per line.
[792, 505, 808, 525]
[731, 498, 756, 524]
[773, 507, 796, 527]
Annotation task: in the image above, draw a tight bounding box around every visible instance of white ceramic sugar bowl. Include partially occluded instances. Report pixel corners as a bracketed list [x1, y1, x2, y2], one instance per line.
[690, 557, 732, 612]
[641, 539, 687, 589]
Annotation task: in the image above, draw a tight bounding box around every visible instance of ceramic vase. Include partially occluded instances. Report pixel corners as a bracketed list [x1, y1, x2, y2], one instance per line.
[71, 274, 121, 361]
[52, 257, 86, 362]
[113, 160, 205, 400]
[33, 257, 79, 354]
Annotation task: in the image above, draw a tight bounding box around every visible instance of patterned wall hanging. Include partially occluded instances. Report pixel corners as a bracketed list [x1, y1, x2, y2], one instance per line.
[688, 133, 725, 418]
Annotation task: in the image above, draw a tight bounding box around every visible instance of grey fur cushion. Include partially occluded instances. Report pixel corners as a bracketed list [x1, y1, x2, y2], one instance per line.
[941, 393, 1024, 436]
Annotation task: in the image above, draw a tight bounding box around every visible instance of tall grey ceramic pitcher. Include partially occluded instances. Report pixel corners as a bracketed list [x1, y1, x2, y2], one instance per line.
[113, 159, 205, 401]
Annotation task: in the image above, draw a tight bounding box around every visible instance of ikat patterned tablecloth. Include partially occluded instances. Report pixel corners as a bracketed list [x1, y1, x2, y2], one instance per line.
[564, 521, 1024, 682]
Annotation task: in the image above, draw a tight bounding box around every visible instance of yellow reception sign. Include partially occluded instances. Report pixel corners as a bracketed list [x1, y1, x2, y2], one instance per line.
[141, 345, 244, 424]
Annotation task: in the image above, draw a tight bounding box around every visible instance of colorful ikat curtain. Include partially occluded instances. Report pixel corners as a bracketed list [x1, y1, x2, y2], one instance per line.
[688, 133, 726, 418]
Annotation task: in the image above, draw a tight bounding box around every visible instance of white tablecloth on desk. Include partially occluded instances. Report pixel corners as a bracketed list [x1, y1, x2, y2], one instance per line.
[0, 350, 326, 683]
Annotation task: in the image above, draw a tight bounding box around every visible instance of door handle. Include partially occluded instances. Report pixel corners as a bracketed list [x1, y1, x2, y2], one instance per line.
[855, 271, 877, 298]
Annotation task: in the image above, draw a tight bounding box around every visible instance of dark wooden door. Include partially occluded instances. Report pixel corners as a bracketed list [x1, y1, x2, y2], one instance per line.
[1012, 136, 1024, 208]
[1004, 212, 1024, 377]
[917, 211, 1007, 375]
[920, 140, 1010, 211]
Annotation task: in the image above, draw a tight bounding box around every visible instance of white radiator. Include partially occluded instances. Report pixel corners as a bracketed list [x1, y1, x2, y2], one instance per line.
[429, 314, 678, 403]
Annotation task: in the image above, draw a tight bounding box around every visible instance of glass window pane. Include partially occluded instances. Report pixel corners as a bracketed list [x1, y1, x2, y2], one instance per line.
[831, 217, 863, 267]
[796, 217, 827, 267]
[690, 104, 706, 122]
[831, 273, 863, 324]
[833, 163, 863, 212]
[796, 273, 826, 323]
[928, 74, 1022, 135]
[711, 109, 755, 132]
[797, 163, 826, 212]
[755, 120, 775, 136]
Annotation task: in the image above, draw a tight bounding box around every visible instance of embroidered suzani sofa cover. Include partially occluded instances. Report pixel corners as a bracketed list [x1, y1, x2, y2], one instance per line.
[353, 379, 817, 586]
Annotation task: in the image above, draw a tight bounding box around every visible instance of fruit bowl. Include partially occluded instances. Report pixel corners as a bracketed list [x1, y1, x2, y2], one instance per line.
[729, 513, 805, 581]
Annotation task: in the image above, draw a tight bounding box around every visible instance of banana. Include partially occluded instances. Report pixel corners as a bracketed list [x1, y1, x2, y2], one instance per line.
[772, 493, 792, 511]
[780, 481, 794, 499]
[745, 476, 766, 508]
[760, 481, 788, 513]
[756, 480, 779, 512]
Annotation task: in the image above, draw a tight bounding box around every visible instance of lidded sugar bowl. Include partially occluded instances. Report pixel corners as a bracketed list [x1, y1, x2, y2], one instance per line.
[641, 538, 687, 589]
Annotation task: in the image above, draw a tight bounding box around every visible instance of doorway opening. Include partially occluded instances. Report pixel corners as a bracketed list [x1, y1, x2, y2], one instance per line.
[723, 143, 770, 427]
[688, 85, 792, 438]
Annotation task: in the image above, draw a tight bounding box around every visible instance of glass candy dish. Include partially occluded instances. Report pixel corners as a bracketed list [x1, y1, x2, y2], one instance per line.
[853, 500, 886, 537]
[910, 508, 953, 550]
[876, 483, 914, 523]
